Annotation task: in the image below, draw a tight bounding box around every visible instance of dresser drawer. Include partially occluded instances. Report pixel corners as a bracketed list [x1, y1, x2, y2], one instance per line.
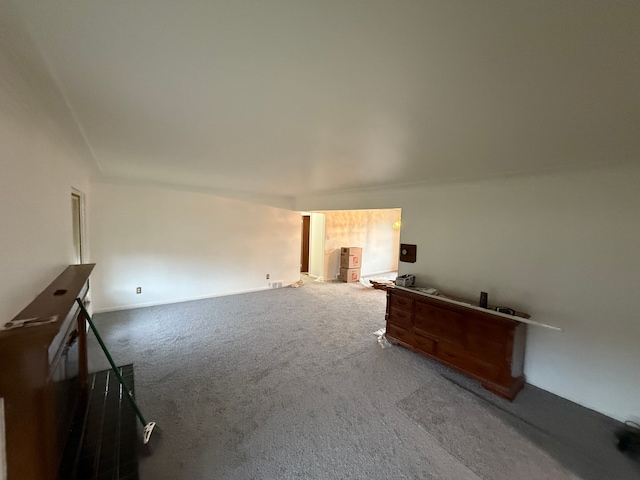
[414, 302, 464, 344]
[387, 306, 413, 328]
[389, 293, 414, 312]
[466, 334, 507, 365]
[437, 340, 502, 382]
[386, 324, 436, 355]
[467, 317, 510, 340]
[413, 332, 436, 354]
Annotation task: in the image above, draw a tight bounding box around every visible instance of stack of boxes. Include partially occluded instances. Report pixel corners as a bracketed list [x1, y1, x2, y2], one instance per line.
[339, 247, 362, 283]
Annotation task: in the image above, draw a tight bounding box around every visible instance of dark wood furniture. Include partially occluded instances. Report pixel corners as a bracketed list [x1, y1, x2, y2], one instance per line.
[0, 264, 95, 480]
[385, 286, 527, 400]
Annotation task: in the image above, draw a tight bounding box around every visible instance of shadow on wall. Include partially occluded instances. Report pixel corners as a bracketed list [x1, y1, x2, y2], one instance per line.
[325, 249, 341, 281]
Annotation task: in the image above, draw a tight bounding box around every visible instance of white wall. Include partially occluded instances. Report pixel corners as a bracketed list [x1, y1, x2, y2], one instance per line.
[0, 5, 93, 326]
[320, 209, 400, 280]
[295, 164, 640, 422]
[0, 13, 93, 475]
[89, 181, 301, 311]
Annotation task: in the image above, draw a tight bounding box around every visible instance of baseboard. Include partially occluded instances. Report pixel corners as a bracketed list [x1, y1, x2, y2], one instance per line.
[93, 286, 272, 313]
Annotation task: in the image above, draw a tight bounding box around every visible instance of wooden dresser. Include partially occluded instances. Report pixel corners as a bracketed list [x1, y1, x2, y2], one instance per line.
[385, 286, 527, 400]
[0, 264, 94, 480]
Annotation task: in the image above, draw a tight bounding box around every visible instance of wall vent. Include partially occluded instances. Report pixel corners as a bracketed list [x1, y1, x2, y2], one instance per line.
[269, 281, 283, 289]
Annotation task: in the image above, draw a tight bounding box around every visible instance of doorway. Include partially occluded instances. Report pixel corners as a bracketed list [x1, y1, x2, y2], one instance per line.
[300, 215, 310, 273]
[71, 190, 85, 264]
[304, 208, 401, 282]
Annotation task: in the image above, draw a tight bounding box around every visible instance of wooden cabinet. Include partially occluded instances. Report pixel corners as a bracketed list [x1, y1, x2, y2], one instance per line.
[385, 287, 526, 400]
[0, 264, 94, 480]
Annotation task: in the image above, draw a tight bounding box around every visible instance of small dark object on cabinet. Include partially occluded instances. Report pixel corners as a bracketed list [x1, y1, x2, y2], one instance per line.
[479, 292, 488, 308]
[396, 274, 416, 287]
[495, 306, 515, 315]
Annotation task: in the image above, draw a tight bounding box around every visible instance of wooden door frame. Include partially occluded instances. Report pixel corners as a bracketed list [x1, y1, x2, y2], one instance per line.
[71, 188, 86, 264]
[301, 215, 311, 273]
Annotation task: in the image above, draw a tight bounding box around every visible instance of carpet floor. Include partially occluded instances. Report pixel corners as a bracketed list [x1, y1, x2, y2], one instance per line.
[87, 278, 639, 479]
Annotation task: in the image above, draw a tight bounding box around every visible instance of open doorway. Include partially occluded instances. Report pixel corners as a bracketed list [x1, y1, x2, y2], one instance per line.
[300, 215, 310, 273]
[300, 212, 323, 277]
[71, 189, 85, 264]
[303, 208, 401, 282]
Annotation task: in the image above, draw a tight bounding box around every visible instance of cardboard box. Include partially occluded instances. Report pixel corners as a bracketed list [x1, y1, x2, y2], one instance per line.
[341, 247, 362, 256]
[340, 267, 361, 283]
[340, 252, 361, 268]
[340, 247, 362, 269]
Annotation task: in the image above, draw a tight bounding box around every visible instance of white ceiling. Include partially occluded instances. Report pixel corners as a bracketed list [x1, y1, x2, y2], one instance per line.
[8, 1, 640, 198]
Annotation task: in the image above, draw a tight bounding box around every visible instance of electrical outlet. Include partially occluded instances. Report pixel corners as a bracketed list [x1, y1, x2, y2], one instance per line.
[266, 273, 270, 279]
[136, 287, 142, 294]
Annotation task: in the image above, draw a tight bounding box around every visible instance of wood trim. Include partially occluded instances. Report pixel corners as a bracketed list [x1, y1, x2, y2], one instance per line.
[0, 264, 95, 480]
